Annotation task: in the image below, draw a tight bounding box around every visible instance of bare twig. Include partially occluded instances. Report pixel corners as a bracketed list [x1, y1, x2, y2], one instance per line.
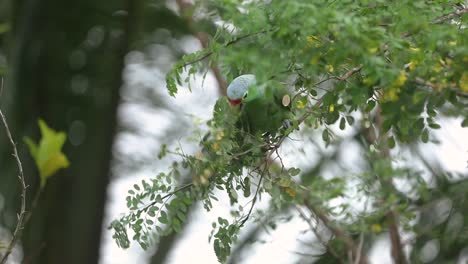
[337, 65, 364, 81]
[303, 201, 368, 264]
[413, 77, 468, 98]
[432, 7, 468, 24]
[177, 29, 269, 70]
[295, 205, 344, 263]
[238, 158, 269, 227]
[293, 65, 364, 106]
[0, 101, 28, 263]
[400, 7, 467, 37]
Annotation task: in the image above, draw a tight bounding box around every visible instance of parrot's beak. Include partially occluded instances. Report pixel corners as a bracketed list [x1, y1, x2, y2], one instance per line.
[228, 97, 242, 106]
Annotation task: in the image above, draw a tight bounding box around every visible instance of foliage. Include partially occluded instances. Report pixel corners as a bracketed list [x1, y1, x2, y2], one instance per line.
[111, 1, 468, 263]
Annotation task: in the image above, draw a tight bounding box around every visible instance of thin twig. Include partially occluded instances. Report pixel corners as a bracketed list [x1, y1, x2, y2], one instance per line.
[413, 77, 468, 98]
[306, 203, 368, 264]
[295, 205, 344, 263]
[293, 65, 363, 108]
[177, 29, 269, 70]
[238, 161, 268, 227]
[137, 183, 193, 213]
[432, 7, 468, 24]
[0, 109, 27, 264]
[336, 65, 364, 81]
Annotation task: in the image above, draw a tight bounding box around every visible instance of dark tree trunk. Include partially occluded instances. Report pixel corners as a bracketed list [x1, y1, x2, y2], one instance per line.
[0, 0, 129, 262]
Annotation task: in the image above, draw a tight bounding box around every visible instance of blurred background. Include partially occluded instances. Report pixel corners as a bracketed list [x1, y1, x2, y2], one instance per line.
[0, 0, 467, 264]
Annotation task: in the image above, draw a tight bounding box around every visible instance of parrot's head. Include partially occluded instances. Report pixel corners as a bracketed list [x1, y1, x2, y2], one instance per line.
[226, 74, 256, 106]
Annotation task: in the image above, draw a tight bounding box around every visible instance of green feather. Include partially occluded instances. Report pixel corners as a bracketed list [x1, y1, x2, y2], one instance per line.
[240, 83, 291, 136]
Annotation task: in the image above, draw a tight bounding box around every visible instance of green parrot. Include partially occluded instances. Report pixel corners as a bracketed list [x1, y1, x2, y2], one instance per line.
[197, 74, 292, 184]
[226, 74, 292, 136]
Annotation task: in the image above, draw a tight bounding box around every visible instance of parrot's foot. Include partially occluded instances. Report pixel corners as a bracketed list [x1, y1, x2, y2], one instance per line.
[282, 120, 293, 130]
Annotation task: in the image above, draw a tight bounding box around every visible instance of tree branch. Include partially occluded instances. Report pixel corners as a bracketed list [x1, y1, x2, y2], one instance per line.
[302, 201, 368, 264]
[295, 205, 344, 263]
[176, 0, 227, 96]
[432, 7, 468, 24]
[372, 107, 407, 264]
[413, 77, 468, 98]
[177, 29, 269, 70]
[0, 90, 28, 264]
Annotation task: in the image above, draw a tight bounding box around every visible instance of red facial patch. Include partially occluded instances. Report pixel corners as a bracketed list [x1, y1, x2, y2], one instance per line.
[228, 98, 242, 106]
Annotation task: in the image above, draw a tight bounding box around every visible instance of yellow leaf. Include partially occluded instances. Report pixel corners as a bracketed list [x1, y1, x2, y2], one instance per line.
[393, 71, 407, 87]
[368, 47, 378, 54]
[406, 60, 418, 71]
[195, 151, 204, 160]
[211, 142, 220, 151]
[460, 73, 468, 92]
[296, 100, 305, 109]
[382, 87, 400, 102]
[215, 131, 224, 140]
[24, 119, 70, 188]
[278, 178, 291, 187]
[41, 153, 69, 185]
[309, 56, 319, 65]
[284, 187, 296, 198]
[371, 224, 382, 233]
[306, 35, 319, 45]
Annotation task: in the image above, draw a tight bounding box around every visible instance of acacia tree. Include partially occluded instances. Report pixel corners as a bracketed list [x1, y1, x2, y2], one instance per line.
[111, 1, 468, 263]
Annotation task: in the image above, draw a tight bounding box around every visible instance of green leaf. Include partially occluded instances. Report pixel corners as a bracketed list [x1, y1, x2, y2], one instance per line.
[322, 129, 329, 143]
[388, 136, 396, 149]
[428, 123, 441, 129]
[366, 100, 376, 112]
[382, 119, 392, 133]
[158, 211, 168, 224]
[288, 167, 301, 176]
[462, 118, 468, 128]
[158, 144, 167, 159]
[176, 211, 187, 222]
[243, 177, 251, 197]
[147, 208, 156, 217]
[346, 116, 355, 126]
[24, 119, 70, 188]
[421, 129, 429, 143]
[172, 218, 182, 233]
[339, 117, 346, 130]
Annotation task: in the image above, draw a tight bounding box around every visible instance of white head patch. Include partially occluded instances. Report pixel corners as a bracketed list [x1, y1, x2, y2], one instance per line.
[227, 74, 256, 100]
